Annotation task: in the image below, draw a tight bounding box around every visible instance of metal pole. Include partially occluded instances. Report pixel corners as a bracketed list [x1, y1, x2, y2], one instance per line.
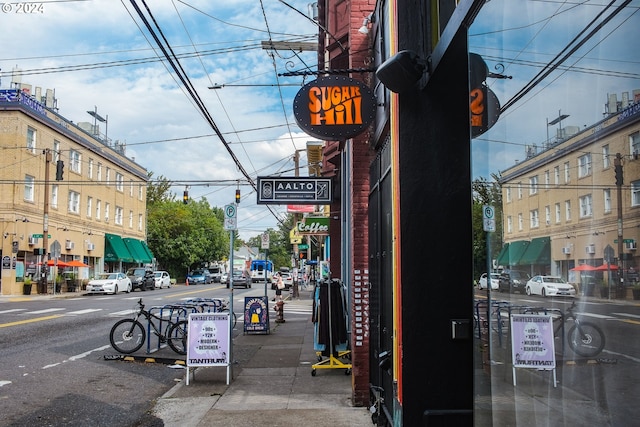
[229, 230, 234, 375]
[615, 153, 624, 300]
[40, 149, 51, 294]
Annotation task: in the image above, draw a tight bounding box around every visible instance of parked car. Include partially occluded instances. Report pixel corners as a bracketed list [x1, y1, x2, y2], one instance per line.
[220, 272, 229, 285]
[498, 269, 530, 293]
[272, 272, 293, 290]
[226, 270, 250, 289]
[526, 275, 576, 297]
[86, 272, 131, 295]
[153, 271, 171, 289]
[126, 267, 155, 291]
[207, 266, 223, 282]
[187, 268, 212, 285]
[478, 272, 500, 290]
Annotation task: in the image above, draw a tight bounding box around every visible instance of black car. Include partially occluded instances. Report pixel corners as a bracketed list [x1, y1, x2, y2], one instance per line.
[498, 269, 530, 293]
[226, 270, 250, 289]
[126, 267, 155, 291]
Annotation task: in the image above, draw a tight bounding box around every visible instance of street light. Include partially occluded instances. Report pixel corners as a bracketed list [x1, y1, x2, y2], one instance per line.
[87, 106, 108, 143]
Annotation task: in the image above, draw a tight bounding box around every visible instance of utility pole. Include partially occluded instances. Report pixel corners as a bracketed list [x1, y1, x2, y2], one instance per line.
[39, 149, 51, 294]
[615, 153, 624, 292]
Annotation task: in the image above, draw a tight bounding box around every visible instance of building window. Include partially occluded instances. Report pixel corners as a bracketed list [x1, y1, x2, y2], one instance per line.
[632, 180, 640, 207]
[507, 216, 513, 233]
[51, 185, 58, 209]
[579, 194, 593, 218]
[564, 162, 570, 183]
[96, 200, 101, 221]
[105, 203, 110, 223]
[544, 170, 550, 189]
[97, 163, 102, 181]
[26, 127, 36, 153]
[555, 203, 561, 224]
[69, 149, 81, 174]
[88, 158, 94, 179]
[105, 167, 111, 186]
[565, 200, 571, 221]
[545, 205, 551, 225]
[53, 141, 60, 161]
[518, 182, 523, 199]
[68, 191, 80, 214]
[87, 196, 93, 218]
[578, 153, 592, 178]
[603, 189, 612, 213]
[554, 166, 560, 185]
[506, 187, 512, 203]
[529, 175, 538, 195]
[138, 184, 143, 200]
[630, 132, 640, 157]
[129, 210, 133, 228]
[116, 172, 124, 192]
[130, 180, 134, 197]
[518, 213, 523, 231]
[530, 209, 539, 228]
[602, 145, 610, 169]
[138, 213, 143, 231]
[24, 175, 35, 201]
[115, 206, 123, 225]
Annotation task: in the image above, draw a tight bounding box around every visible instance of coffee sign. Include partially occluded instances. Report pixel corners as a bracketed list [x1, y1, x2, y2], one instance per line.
[296, 217, 329, 235]
[293, 75, 376, 140]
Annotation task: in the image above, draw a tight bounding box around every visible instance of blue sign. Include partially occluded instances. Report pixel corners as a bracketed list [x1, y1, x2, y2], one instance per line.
[243, 296, 270, 334]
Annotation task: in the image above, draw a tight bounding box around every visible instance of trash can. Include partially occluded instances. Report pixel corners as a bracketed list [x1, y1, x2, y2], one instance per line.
[23, 283, 32, 295]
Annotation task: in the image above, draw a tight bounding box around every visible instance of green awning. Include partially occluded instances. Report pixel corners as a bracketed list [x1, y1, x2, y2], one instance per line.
[496, 243, 510, 266]
[104, 234, 134, 263]
[140, 240, 154, 261]
[518, 237, 551, 265]
[123, 238, 152, 263]
[497, 240, 530, 267]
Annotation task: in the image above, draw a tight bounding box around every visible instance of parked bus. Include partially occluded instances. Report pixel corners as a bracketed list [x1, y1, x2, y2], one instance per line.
[250, 259, 274, 283]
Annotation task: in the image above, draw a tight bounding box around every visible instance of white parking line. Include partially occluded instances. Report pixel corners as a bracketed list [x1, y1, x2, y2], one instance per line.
[25, 308, 66, 315]
[66, 309, 103, 316]
[0, 309, 26, 314]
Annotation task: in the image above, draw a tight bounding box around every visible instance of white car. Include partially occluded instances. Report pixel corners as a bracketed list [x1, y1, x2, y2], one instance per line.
[86, 272, 131, 295]
[526, 275, 576, 297]
[154, 271, 171, 289]
[478, 272, 500, 290]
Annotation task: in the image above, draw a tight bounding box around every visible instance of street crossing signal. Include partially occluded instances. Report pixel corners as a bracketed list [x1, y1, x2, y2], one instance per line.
[235, 189, 241, 204]
[183, 190, 188, 204]
[55, 160, 64, 181]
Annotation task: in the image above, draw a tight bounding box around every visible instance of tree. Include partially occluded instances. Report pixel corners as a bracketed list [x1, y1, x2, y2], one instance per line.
[147, 172, 175, 205]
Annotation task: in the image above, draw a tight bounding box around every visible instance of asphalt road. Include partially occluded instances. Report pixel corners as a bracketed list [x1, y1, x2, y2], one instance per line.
[0, 284, 280, 427]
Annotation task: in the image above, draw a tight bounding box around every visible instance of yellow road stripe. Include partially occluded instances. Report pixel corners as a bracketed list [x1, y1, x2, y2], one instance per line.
[0, 314, 64, 328]
[620, 319, 640, 325]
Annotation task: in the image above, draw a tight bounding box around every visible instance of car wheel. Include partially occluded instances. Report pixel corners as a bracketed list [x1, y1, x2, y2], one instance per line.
[126, 283, 131, 293]
[248, 283, 252, 288]
[526, 286, 531, 296]
[541, 288, 546, 297]
[114, 284, 118, 295]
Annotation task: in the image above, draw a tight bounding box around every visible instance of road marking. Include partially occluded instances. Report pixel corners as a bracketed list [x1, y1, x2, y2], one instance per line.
[612, 312, 640, 319]
[0, 309, 26, 314]
[66, 309, 103, 316]
[577, 312, 614, 319]
[42, 344, 112, 370]
[0, 314, 64, 328]
[25, 308, 66, 315]
[110, 309, 137, 316]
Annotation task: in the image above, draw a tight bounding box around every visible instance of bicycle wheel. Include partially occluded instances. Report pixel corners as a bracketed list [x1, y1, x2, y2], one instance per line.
[567, 322, 605, 357]
[167, 320, 188, 355]
[110, 319, 145, 354]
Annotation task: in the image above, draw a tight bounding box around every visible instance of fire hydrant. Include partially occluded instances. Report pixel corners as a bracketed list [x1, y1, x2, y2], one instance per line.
[274, 300, 285, 323]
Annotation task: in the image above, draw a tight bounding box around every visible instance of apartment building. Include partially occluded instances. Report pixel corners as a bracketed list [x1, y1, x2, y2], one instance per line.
[498, 91, 640, 289]
[0, 86, 152, 295]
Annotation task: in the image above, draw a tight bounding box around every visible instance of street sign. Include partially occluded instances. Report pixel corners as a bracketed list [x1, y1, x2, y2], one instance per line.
[298, 244, 309, 250]
[261, 232, 270, 250]
[224, 204, 237, 231]
[51, 240, 61, 259]
[31, 234, 51, 239]
[483, 205, 496, 232]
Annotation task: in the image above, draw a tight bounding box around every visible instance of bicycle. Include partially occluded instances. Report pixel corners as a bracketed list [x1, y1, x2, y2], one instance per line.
[109, 298, 188, 355]
[526, 300, 605, 358]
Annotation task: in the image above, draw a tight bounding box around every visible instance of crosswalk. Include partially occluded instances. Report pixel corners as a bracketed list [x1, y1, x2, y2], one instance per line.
[0, 299, 313, 324]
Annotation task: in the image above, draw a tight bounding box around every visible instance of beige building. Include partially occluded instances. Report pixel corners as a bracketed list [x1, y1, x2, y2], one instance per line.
[0, 86, 151, 295]
[498, 91, 640, 292]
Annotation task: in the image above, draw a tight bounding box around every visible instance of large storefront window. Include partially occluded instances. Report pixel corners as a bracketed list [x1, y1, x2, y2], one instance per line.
[471, 1, 639, 425]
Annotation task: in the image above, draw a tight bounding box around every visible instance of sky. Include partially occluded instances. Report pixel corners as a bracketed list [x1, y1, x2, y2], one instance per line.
[1, 0, 639, 240]
[0, 0, 320, 240]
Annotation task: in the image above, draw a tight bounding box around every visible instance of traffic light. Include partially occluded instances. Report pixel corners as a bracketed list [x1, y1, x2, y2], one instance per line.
[183, 190, 188, 204]
[615, 163, 623, 186]
[299, 251, 307, 260]
[55, 160, 64, 181]
[235, 189, 241, 204]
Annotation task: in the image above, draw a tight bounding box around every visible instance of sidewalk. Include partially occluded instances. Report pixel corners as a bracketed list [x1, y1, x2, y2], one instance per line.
[152, 287, 372, 427]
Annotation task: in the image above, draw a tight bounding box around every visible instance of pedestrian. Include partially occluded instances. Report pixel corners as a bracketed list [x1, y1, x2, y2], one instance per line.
[275, 274, 285, 302]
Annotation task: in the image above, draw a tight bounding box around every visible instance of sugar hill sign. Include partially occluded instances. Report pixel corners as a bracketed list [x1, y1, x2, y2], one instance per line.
[257, 177, 332, 205]
[293, 75, 376, 140]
